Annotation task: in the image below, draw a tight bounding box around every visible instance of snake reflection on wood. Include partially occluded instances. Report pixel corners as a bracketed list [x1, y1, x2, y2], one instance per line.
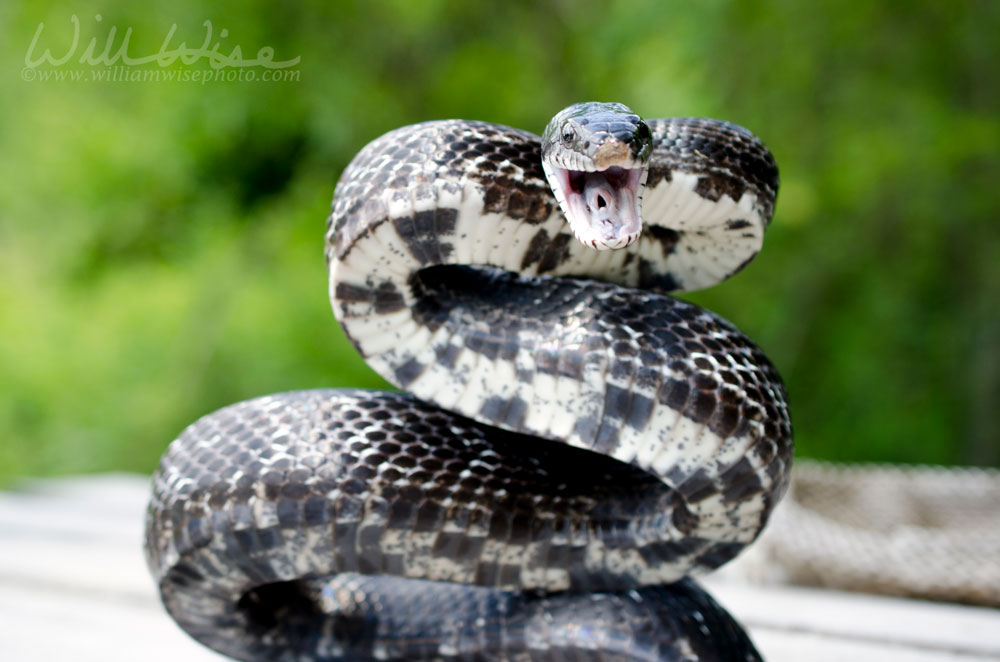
[145, 102, 793, 661]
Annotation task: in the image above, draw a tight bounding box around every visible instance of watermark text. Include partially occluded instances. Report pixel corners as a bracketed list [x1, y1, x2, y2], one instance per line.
[22, 14, 301, 83]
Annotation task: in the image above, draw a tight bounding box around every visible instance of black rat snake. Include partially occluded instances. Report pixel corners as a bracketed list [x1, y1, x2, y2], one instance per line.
[145, 102, 793, 661]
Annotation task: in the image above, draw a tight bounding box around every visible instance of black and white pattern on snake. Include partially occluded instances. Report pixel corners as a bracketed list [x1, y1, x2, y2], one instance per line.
[146, 107, 792, 661]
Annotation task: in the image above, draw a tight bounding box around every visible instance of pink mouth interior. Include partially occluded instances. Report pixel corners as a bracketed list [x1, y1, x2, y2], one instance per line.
[557, 166, 644, 249]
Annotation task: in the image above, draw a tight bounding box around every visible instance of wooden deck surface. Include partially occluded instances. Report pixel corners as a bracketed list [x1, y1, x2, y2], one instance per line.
[1, 474, 998, 661]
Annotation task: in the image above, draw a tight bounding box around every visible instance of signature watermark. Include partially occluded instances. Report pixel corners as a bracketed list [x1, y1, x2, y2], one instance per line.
[22, 14, 301, 83]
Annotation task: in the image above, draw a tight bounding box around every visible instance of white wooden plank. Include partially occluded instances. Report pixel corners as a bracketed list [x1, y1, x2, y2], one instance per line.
[2, 474, 1000, 662]
[747, 628, 1000, 662]
[704, 578, 1000, 659]
[0, 582, 228, 661]
[0, 474, 153, 600]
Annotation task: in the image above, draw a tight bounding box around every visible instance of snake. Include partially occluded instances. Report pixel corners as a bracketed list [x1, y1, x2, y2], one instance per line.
[145, 102, 793, 661]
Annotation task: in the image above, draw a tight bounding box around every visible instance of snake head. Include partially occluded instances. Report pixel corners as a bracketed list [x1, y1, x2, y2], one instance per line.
[542, 102, 652, 250]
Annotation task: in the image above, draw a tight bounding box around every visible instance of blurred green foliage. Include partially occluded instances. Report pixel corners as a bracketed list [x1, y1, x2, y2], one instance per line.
[1, 0, 998, 485]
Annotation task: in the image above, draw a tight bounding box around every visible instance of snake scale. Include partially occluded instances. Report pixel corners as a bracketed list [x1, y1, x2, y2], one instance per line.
[145, 102, 793, 661]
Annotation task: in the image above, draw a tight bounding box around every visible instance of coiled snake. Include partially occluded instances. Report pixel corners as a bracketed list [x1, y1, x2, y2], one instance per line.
[145, 102, 793, 661]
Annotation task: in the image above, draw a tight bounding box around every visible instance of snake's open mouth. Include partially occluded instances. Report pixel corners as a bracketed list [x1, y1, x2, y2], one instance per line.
[544, 164, 646, 250]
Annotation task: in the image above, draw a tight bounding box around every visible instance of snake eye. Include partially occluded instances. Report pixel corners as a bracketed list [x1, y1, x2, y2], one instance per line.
[632, 121, 653, 159]
[561, 124, 576, 145]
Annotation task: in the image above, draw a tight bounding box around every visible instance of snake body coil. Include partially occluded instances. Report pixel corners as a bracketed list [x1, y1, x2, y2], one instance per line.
[146, 103, 793, 661]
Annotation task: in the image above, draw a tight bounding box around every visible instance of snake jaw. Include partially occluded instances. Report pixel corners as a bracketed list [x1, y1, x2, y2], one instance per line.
[544, 160, 647, 250]
[540, 102, 652, 251]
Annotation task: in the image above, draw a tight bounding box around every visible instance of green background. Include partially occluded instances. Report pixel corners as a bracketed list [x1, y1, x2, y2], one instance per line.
[1, 0, 998, 486]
